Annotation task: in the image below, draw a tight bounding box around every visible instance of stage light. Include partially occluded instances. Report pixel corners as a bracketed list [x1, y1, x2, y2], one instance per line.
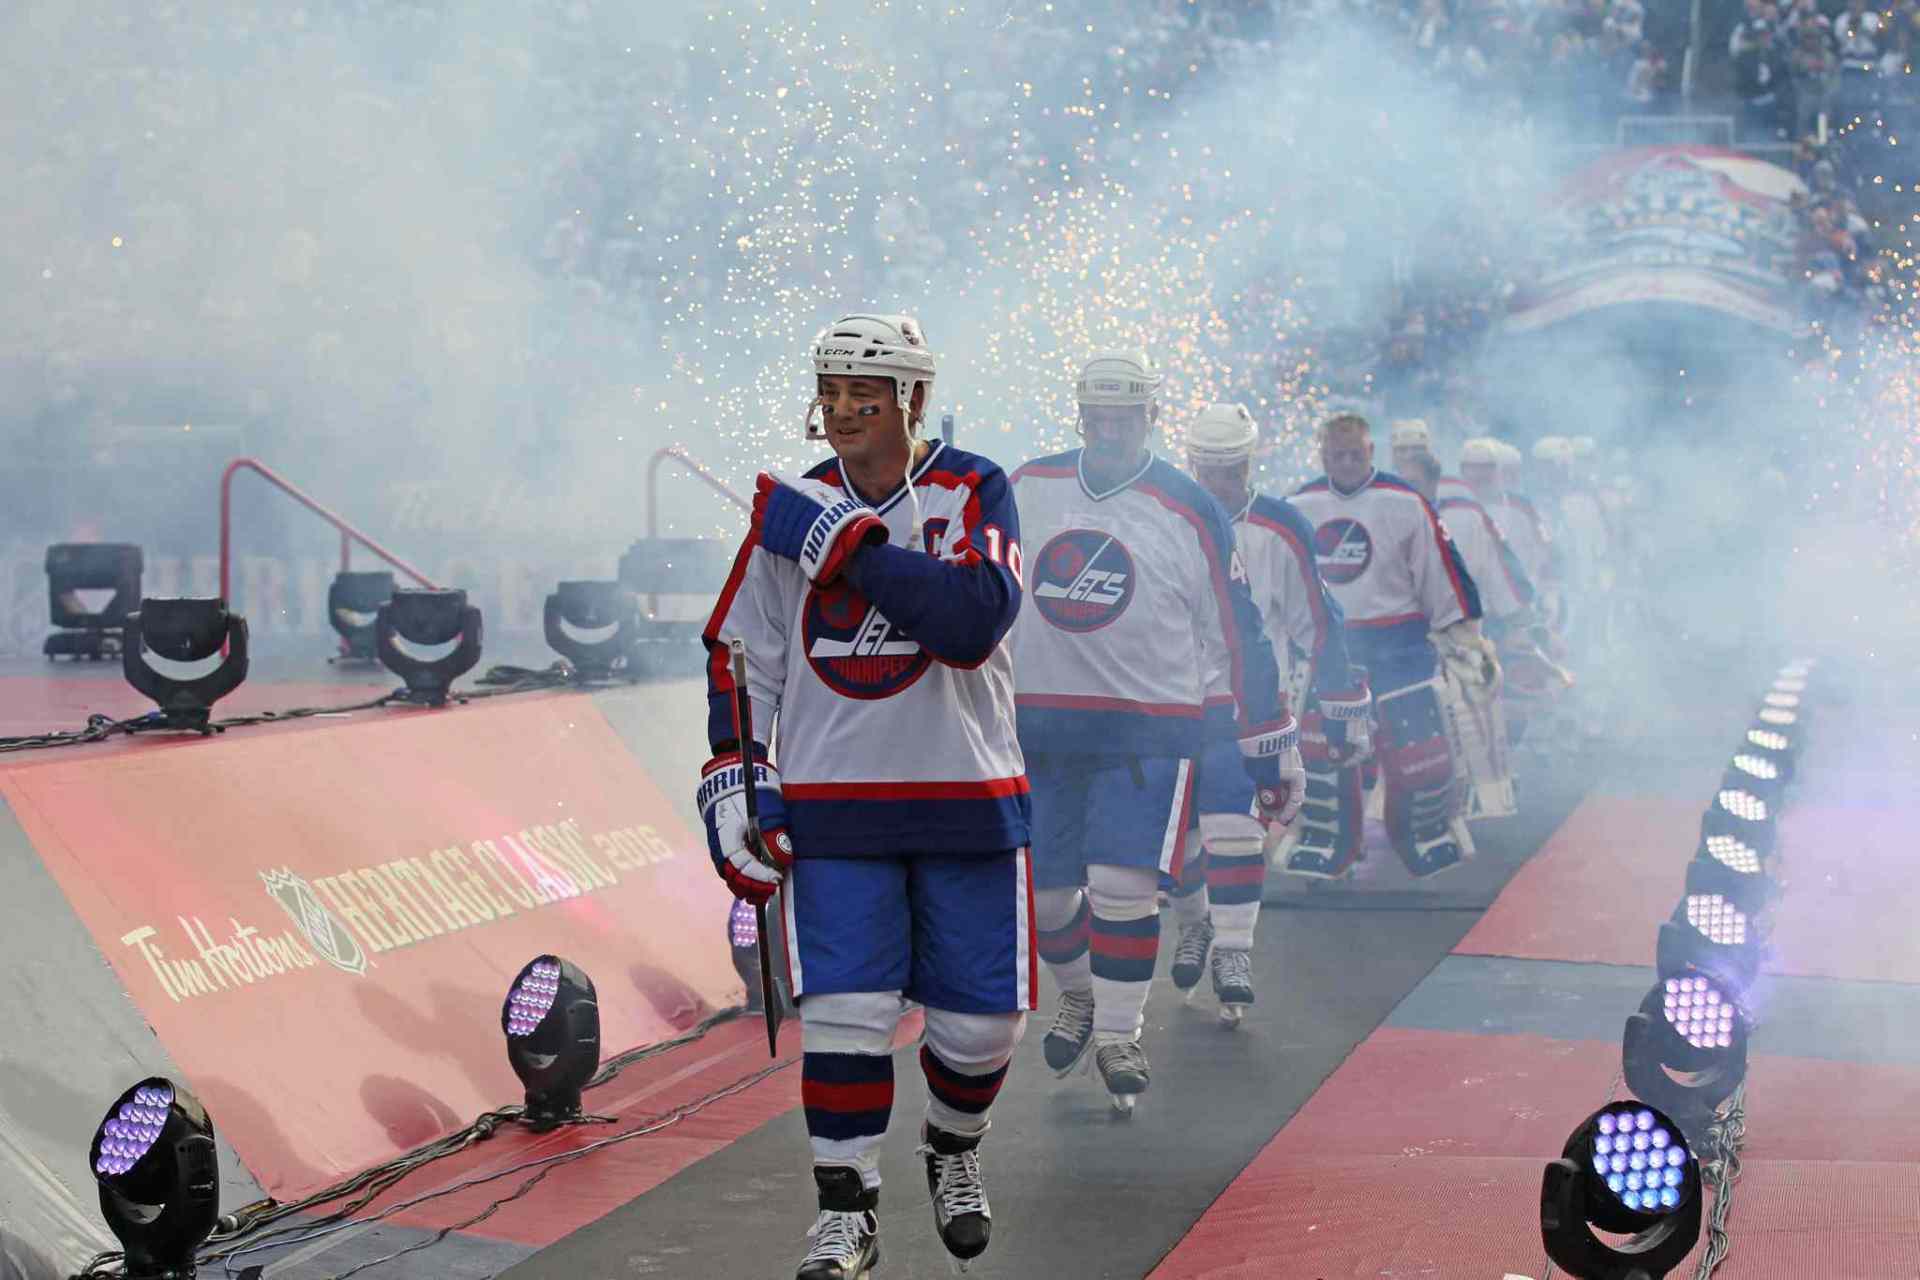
[1701, 786, 1775, 856]
[1541, 1101, 1701, 1279]
[1723, 756, 1786, 810]
[1714, 788, 1767, 824]
[1658, 891, 1762, 994]
[502, 956, 600, 1130]
[1684, 893, 1748, 946]
[1756, 705, 1797, 727]
[44, 543, 142, 660]
[1685, 854, 1772, 919]
[327, 570, 394, 663]
[89, 1078, 220, 1279]
[544, 580, 642, 678]
[123, 598, 250, 732]
[1761, 690, 1799, 711]
[377, 588, 482, 706]
[1741, 724, 1796, 783]
[1701, 833, 1763, 876]
[1623, 975, 1749, 1136]
[729, 899, 766, 1012]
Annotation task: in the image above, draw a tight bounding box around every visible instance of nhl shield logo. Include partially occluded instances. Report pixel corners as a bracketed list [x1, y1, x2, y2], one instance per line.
[1032, 529, 1136, 632]
[1313, 517, 1374, 586]
[804, 580, 932, 699]
[261, 867, 370, 975]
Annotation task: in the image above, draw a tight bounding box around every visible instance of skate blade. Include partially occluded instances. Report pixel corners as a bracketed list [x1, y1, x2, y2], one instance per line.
[1108, 1091, 1137, 1116]
[1218, 1005, 1246, 1028]
[945, 1253, 974, 1276]
[1178, 983, 1200, 1004]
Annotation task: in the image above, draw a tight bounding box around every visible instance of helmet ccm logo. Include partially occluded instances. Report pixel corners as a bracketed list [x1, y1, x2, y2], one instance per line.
[820, 347, 859, 357]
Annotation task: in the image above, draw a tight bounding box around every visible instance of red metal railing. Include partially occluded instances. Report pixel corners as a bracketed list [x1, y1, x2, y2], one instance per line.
[647, 444, 748, 538]
[219, 458, 440, 612]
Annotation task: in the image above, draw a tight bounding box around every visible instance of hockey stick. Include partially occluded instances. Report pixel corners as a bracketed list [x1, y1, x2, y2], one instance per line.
[728, 638, 783, 1058]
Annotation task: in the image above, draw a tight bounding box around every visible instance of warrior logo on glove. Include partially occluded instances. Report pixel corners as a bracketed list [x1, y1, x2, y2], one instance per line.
[803, 579, 931, 699]
[1031, 528, 1136, 632]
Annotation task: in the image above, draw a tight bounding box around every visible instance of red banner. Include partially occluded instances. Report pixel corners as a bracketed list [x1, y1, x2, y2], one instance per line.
[1506, 146, 1806, 336]
[0, 693, 737, 1196]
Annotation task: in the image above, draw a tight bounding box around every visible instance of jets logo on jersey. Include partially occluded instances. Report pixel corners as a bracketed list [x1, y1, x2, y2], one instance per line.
[1313, 517, 1374, 586]
[1031, 528, 1135, 632]
[803, 580, 931, 700]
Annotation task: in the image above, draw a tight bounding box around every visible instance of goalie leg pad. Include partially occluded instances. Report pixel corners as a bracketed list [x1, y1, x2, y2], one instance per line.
[1376, 680, 1470, 878]
[1273, 709, 1365, 879]
[1436, 666, 1517, 820]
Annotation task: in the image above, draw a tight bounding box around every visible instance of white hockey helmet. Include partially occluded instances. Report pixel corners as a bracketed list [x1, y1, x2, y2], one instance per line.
[1533, 435, 1574, 463]
[1493, 439, 1525, 470]
[1460, 437, 1500, 466]
[1075, 349, 1162, 408]
[806, 313, 937, 440]
[1568, 435, 1597, 458]
[1186, 402, 1259, 468]
[1389, 418, 1433, 449]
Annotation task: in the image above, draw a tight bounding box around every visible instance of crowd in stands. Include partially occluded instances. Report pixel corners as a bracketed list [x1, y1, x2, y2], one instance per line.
[1728, 0, 1920, 138]
[11, 0, 1902, 501]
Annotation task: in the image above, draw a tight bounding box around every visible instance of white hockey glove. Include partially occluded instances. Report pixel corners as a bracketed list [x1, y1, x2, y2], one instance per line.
[697, 750, 793, 905]
[1239, 717, 1306, 828]
[1317, 680, 1374, 765]
[1435, 620, 1502, 695]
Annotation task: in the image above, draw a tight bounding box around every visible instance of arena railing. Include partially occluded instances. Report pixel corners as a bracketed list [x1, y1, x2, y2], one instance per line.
[646, 444, 749, 539]
[218, 457, 440, 639]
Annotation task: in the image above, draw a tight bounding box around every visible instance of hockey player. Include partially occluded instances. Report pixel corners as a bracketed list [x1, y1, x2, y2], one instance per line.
[700, 314, 1029, 1278]
[1421, 440, 1535, 636]
[1392, 418, 1476, 509]
[1404, 445, 1527, 819]
[1291, 413, 1491, 877]
[1010, 353, 1303, 1109]
[1171, 403, 1370, 1019]
[1460, 440, 1571, 752]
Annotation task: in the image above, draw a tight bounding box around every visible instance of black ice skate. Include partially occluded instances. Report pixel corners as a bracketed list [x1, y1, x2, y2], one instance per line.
[1210, 946, 1254, 1028]
[1043, 989, 1095, 1075]
[918, 1123, 991, 1273]
[1170, 918, 1214, 999]
[798, 1165, 881, 1280]
[1094, 1038, 1150, 1115]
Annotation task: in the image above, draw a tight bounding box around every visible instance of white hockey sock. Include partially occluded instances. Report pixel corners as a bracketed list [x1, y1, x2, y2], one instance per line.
[1210, 901, 1259, 952]
[1171, 881, 1210, 930]
[1034, 886, 1092, 996]
[1087, 864, 1159, 1043]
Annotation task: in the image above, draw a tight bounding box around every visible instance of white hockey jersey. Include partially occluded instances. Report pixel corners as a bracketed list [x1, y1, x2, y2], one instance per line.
[1202, 491, 1359, 707]
[702, 441, 1028, 858]
[1484, 490, 1554, 588]
[1290, 469, 1478, 659]
[1009, 450, 1286, 758]
[1435, 487, 1534, 621]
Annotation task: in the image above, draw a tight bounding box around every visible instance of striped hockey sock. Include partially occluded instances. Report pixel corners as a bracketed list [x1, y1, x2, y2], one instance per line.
[919, 1044, 1009, 1137]
[802, 1051, 894, 1188]
[1090, 911, 1159, 1042]
[1035, 889, 1092, 996]
[1204, 845, 1267, 951]
[1169, 847, 1210, 930]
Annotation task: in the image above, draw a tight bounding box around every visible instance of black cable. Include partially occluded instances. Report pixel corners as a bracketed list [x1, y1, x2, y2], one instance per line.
[60, 1008, 756, 1278]
[213, 1050, 795, 1278]
[0, 654, 630, 757]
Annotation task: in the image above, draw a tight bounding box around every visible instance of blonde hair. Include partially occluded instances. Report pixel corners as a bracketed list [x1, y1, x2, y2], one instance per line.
[1320, 413, 1371, 444]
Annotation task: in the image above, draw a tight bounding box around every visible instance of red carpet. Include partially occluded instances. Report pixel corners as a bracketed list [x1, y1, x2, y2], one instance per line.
[1451, 768, 1721, 966]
